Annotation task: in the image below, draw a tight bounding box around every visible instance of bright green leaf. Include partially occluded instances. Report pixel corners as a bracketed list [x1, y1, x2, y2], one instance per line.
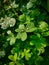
[19, 14, 26, 22]
[8, 55, 14, 61]
[9, 62, 15, 65]
[14, 53, 18, 61]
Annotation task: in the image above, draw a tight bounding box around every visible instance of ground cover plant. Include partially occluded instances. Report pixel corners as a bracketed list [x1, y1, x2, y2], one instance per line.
[0, 0, 49, 65]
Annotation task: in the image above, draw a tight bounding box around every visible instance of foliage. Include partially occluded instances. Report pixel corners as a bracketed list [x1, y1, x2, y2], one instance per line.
[0, 0, 49, 65]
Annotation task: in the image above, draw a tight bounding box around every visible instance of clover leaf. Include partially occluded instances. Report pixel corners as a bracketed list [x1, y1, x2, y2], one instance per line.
[8, 53, 18, 65]
[30, 35, 47, 50]
[15, 22, 37, 41]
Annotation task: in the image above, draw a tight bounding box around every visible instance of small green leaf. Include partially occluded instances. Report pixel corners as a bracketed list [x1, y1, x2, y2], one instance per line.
[14, 53, 18, 61]
[19, 14, 26, 22]
[24, 49, 32, 60]
[30, 9, 40, 18]
[42, 31, 49, 36]
[27, 1, 33, 9]
[19, 24, 25, 30]
[10, 36, 16, 45]
[7, 30, 11, 34]
[21, 32, 27, 41]
[15, 28, 22, 32]
[9, 62, 15, 65]
[16, 33, 21, 39]
[15, 24, 25, 33]
[0, 16, 16, 29]
[25, 53, 31, 60]
[0, 51, 5, 58]
[8, 55, 14, 61]
[31, 35, 46, 50]
[39, 21, 48, 31]
[11, 1, 19, 8]
[16, 32, 27, 41]
[38, 48, 45, 55]
[26, 16, 31, 22]
[9, 18, 16, 27]
[30, 41, 34, 46]
[26, 22, 37, 32]
[21, 52, 25, 58]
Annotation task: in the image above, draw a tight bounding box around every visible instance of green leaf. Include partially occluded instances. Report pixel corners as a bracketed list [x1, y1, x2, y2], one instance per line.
[7, 30, 12, 34]
[10, 36, 16, 45]
[14, 53, 18, 61]
[26, 22, 37, 32]
[39, 21, 48, 31]
[16, 32, 27, 41]
[42, 31, 49, 36]
[21, 32, 27, 41]
[8, 55, 14, 61]
[15, 29, 20, 32]
[0, 51, 5, 58]
[9, 62, 15, 65]
[8, 53, 18, 62]
[16, 33, 22, 39]
[30, 9, 40, 18]
[38, 48, 45, 55]
[9, 18, 16, 27]
[30, 41, 34, 46]
[19, 14, 26, 22]
[27, 1, 33, 9]
[20, 49, 32, 60]
[30, 35, 46, 50]
[25, 53, 31, 60]
[11, 1, 19, 8]
[19, 24, 25, 30]
[24, 49, 32, 60]
[21, 52, 25, 58]
[26, 16, 31, 22]
[0, 16, 16, 29]
[15, 24, 25, 33]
